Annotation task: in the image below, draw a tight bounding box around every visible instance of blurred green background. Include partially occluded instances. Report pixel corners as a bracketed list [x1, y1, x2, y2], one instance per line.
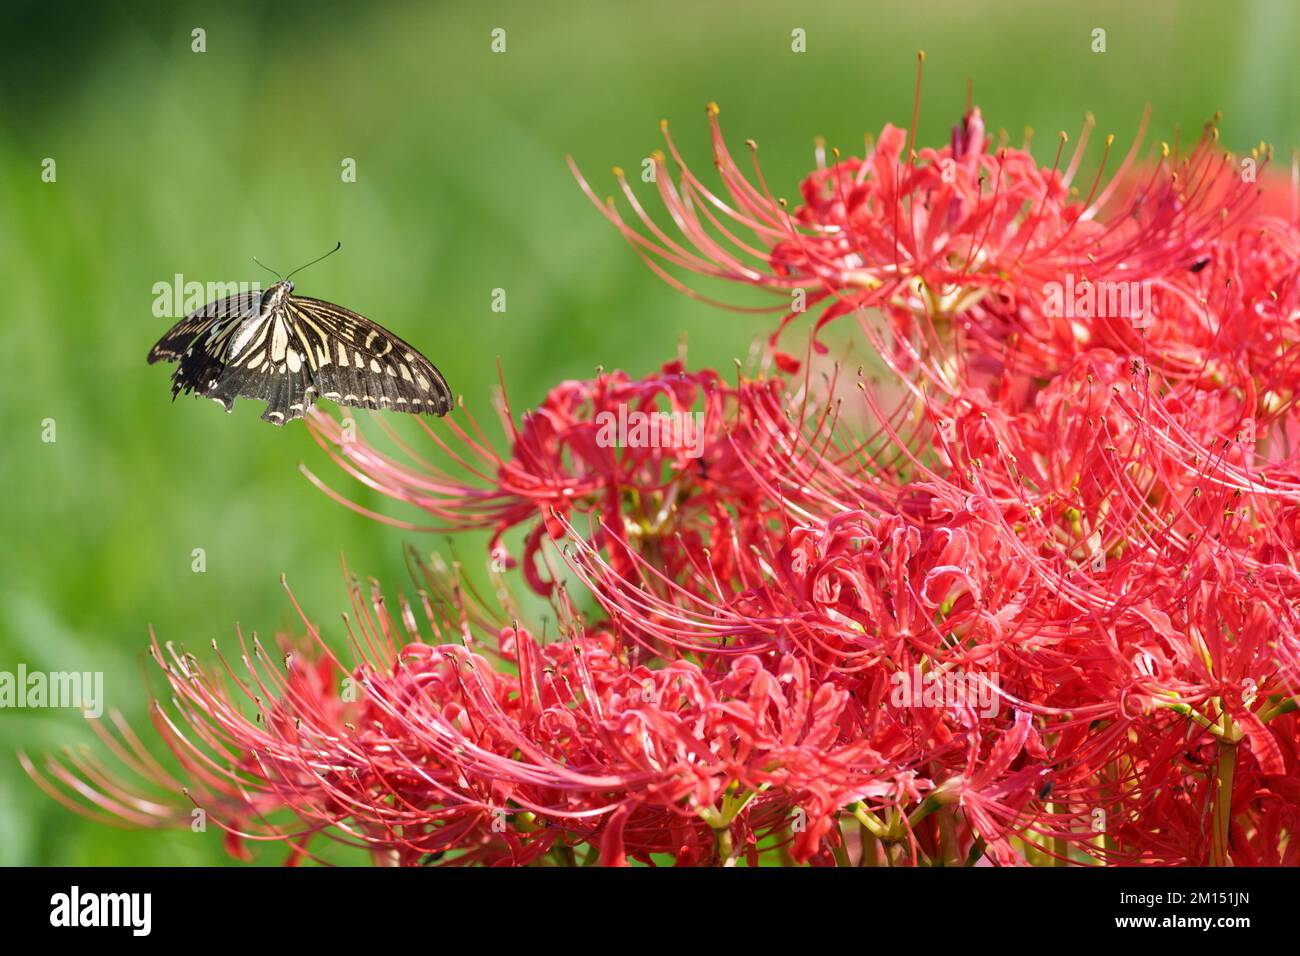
[1, 0, 1296, 865]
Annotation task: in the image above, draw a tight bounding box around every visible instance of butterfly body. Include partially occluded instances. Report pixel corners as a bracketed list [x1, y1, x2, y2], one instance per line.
[149, 279, 451, 425]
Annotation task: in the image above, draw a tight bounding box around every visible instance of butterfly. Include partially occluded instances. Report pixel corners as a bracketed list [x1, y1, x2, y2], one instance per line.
[147, 244, 451, 425]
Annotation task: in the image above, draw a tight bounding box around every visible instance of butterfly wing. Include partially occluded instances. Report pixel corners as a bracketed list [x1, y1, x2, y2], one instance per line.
[201, 298, 318, 425]
[149, 290, 312, 425]
[147, 291, 264, 363]
[285, 295, 452, 417]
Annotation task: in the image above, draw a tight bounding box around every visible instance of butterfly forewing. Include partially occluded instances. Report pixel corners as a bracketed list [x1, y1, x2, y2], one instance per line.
[286, 297, 452, 417]
[148, 283, 451, 426]
[146, 291, 264, 364]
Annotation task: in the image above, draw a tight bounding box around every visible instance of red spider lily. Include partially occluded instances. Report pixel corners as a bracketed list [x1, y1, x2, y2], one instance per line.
[302, 360, 883, 601]
[23, 569, 944, 867]
[571, 61, 1266, 375]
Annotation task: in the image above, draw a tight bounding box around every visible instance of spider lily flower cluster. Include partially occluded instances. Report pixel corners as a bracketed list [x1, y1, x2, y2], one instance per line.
[28, 85, 1300, 866]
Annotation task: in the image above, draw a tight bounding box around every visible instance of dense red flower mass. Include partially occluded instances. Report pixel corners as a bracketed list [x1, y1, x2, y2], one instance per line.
[29, 86, 1300, 865]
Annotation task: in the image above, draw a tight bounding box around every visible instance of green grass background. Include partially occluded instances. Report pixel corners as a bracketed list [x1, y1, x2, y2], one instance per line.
[1, 0, 1297, 865]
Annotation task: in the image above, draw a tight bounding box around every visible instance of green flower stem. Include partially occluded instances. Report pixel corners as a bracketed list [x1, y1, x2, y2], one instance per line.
[1211, 738, 1238, 867]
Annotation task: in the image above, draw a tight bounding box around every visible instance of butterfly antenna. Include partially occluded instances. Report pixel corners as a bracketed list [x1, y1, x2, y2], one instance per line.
[251, 256, 282, 280]
[285, 241, 343, 281]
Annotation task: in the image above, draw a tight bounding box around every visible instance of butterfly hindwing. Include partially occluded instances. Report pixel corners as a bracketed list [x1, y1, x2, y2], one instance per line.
[204, 305, 320, 423]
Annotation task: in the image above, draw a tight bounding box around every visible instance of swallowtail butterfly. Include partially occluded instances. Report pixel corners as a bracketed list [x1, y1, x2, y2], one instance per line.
[147, 244, 451, 425]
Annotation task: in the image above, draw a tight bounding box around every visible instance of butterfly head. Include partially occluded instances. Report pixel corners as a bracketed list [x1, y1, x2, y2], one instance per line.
[261, 280, 295, 311]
